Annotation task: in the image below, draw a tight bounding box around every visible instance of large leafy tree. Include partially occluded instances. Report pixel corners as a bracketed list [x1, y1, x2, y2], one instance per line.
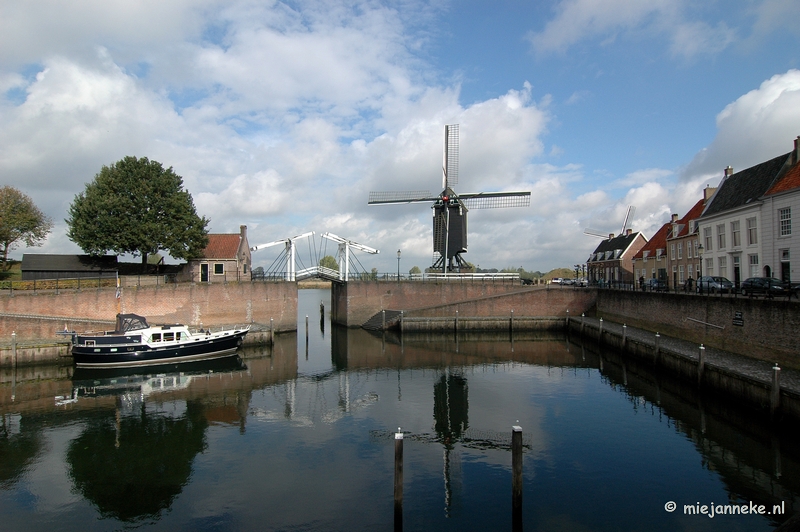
[319, 255, 339, 271]
[0, 186, 54, 270]
[67, 156, 209, 267]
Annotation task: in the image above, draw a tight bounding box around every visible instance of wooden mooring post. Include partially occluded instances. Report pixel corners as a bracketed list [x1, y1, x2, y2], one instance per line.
[653, 333, 660, 364]
[771, 364, 781, 417]
[512, 425, 523, 530]
[697, 345, 705, 385]
[622, 324, 627, 347]
[270, 318, 274, 346]
[394, 428, 404, 530]
[11, 331, 17, 370]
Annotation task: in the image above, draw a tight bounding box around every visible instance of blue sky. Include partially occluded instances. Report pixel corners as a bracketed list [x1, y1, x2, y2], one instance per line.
[2, 0, 800, 273]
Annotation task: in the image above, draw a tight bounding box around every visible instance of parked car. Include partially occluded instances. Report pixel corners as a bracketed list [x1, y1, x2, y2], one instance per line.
[551, 278, 563, 284]
[561, 278, 575, 285]
[739, 277, 790, 297]
[696, 276, 734, 294]
[644, 278, 667, 292]
[577, 278, 588, 287]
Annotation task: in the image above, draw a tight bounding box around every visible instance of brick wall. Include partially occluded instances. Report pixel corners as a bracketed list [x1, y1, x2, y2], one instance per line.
[0, 282, 297, 341]
[596, 290, 800, 365]
[332, 281, 598, 327]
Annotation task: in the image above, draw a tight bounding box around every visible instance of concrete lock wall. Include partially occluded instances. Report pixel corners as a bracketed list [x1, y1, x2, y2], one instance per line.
[331, 281, 598, 327]
[0, 282, 298, 342]
[595, 290, 800, 366]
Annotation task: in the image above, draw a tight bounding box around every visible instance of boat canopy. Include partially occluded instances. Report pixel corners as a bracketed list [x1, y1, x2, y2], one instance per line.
[115, 313, 150, 333]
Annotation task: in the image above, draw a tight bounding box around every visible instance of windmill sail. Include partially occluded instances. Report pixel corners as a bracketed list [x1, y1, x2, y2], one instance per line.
[443, 124, 459, 189]
[368, 191, 435, 204]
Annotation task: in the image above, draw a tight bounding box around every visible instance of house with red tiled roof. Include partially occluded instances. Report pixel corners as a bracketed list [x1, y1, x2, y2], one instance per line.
[183, 225, 252, 283]
[760, 137, 800, 282]
[665, 187, 716, 291]
[631, 222, 670, 288]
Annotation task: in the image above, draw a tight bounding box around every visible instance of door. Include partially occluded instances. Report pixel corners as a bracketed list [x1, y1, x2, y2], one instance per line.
[201, 263, 209, 283]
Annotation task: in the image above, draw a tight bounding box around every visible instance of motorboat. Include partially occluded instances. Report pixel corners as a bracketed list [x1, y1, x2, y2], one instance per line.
[70, 313, 249, 368]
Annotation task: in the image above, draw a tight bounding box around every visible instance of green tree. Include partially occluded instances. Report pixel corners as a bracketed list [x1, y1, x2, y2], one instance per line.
[409, 265, 421, 275]
[319, 255, 339, 271]
[0, 186, 53, 270]
[66, 156, 209, 268]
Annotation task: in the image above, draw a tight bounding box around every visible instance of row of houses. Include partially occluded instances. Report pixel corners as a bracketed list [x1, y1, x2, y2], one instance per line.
[22, 226, 253, 283]
[587, 136, 800, 289]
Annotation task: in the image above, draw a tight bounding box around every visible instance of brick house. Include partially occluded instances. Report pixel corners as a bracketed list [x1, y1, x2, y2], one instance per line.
[586, 229, 647, 287]
[664, 187, 716, 291]
[184, 225, 252, 283]
[631, 222, 670, 286]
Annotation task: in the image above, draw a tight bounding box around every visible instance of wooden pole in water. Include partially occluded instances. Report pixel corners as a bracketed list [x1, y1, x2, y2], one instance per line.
[512, 425, 523, 529]
[11, 331, 17, 370]
[771, 364, 781, 417]
[394, 428, 404, 530]
[270, 318, 274, 346]
[622, 324, 627, 348]
[654, 333, 660, 364]
[697, 344, 705, 385]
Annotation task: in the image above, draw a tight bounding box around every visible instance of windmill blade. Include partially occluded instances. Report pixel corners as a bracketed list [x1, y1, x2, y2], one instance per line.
[459, 191, 531, 209]
[368, 190, 436, 204]
[621, 205, 636, 233]
[583, 228, 608, 239]
[443, 124, 459, 189]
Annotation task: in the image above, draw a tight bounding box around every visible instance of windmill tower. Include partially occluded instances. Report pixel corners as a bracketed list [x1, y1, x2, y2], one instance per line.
[368, 124, 531, 272]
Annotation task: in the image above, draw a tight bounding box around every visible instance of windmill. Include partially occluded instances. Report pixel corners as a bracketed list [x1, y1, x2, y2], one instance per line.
[583, 205, 636, 239]
[368, 124, 531, 272]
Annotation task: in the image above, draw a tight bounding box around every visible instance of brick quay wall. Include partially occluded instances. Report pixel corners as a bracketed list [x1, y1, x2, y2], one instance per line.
[594, 290, 799, 367]
[331, 281, 598, 328]
[0, 282, 298, 365]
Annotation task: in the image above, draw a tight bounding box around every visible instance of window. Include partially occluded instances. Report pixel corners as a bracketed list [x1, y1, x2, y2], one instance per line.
[780, 207, 792, 236]
[749, 254, 759, 278]
[677, 242, 683, 260]
[214, 263, 224, 275]
[164, 332, 175, 342]
[731, 220, 741, 247]
[696, 264, 701, 279]
[704, 227, 712, 251]
[687, 241, 692, 259]
[152, 333, 162, 343]
[670, 243, 675, 260]
[705, 258, 714, 276]
[718, 256, 727, 278]
[694, 240, 699, 257]
[679, 265, 684, 284]
[746, 217, 757, 245]
[243, 263, 248, 274]
[717, 224, 726, 249]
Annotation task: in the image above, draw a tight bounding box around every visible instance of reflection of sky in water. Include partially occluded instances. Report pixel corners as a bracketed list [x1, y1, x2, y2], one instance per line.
[0, 288, 794, 531]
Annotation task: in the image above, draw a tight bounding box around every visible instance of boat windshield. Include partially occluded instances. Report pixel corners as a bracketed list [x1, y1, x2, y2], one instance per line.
[115, 314, 150, 333]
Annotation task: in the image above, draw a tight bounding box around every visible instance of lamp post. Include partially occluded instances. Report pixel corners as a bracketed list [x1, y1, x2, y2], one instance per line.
[698, 243, 704, 294]
[397, 249, 401, 281]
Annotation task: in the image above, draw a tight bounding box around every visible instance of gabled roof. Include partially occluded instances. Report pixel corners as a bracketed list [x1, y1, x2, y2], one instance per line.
[669, 198, 706, 239]
[201, 234, 243, 259]
[633, 223, 670, 260]
[588, 231, 643, 261]
[702, 152, 790, 217]
[21, 254, 118, 272]
[765, 160, 800, 196]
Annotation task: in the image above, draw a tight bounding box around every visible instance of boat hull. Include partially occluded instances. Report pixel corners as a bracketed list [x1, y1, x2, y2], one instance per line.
[72, 330, 248, 369]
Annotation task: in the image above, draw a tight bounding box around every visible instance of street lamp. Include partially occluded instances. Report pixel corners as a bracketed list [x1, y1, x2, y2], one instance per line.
[698, 243, 704, 294]
[397, 249, 401, 281]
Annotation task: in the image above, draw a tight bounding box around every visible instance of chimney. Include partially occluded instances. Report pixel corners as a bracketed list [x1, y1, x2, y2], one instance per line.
[240, 225, 247, 240]
[724, 166, 734, 178]
[703, 186, 716, 203]
[794, 136, 800, 165]
[608, 233, 615, 240]
[626, 228, 632, 236]
[671, 213, 678, 223]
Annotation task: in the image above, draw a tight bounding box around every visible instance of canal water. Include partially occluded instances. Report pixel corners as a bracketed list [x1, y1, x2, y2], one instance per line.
[0, 288, 798, 531]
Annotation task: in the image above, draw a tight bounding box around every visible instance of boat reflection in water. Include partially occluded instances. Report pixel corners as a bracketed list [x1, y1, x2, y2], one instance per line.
[66, 356, 249, 523]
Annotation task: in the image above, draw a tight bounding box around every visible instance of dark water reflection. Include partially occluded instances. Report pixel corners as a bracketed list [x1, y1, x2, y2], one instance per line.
[0, 288, 798, 531]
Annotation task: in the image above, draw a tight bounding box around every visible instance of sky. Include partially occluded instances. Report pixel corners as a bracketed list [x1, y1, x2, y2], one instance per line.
[2, 0, 800, 274]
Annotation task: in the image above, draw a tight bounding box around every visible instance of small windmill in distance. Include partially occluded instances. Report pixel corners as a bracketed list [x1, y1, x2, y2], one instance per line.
[583, 206, 636, 239]
[368, 124, 531, 272]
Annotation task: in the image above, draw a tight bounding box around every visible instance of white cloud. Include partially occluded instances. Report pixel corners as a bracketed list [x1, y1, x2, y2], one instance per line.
[527, 0, 744, 60]
[681, 69, 800, 180]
